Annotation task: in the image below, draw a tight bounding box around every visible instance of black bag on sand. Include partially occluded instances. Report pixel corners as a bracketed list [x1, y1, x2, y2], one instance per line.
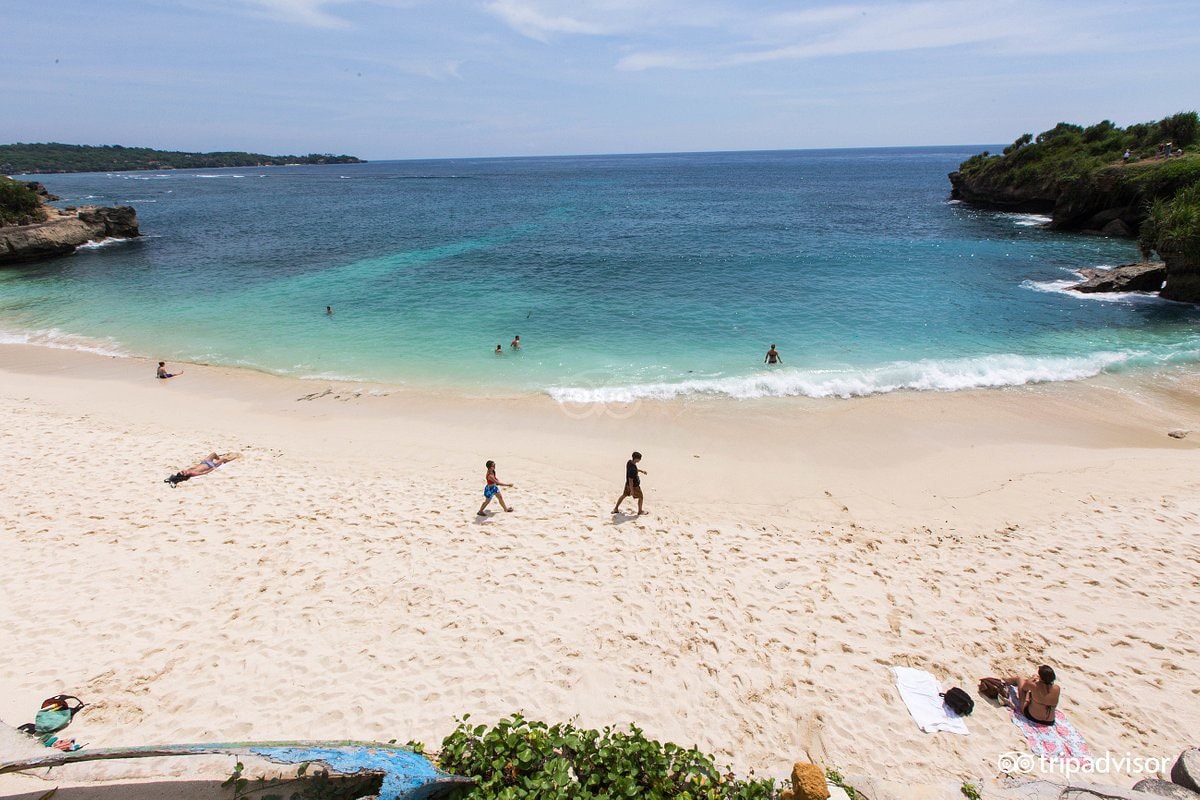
[942, 687, 975, 716]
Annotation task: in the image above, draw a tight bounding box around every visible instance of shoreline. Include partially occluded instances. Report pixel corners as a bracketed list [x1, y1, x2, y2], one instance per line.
[3, 341, 1200, 792]
[2, 318, 1192, 404]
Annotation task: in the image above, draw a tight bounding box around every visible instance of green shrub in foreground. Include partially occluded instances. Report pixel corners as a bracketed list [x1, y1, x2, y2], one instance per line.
[0, 176, 44, 226]
[435, 713, 779, 800]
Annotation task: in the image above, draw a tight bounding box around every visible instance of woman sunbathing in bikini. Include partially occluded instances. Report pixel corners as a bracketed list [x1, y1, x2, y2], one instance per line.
[1003, 664, 1060, 725]
[165, 452, 241, 486]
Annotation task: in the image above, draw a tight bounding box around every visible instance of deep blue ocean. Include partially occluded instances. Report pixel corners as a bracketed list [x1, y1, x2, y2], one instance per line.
[5, 148, 1199, 400]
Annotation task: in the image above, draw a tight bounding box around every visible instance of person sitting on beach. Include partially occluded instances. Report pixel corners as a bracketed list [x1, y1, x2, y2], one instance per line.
[764, 344, 782, 365]
[612, 451, 648, 515]
[511, 335, 520, 350]
[165, 452, 241, 486]
[157, 361, 183, 379]
[477, 460, 514, 515]
[1002, 665, 1060, 725]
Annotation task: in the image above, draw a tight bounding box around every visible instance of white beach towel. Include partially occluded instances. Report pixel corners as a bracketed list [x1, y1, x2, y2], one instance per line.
[891, 666, 970, 735]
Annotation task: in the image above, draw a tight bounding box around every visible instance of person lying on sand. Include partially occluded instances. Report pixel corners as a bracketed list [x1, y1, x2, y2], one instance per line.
[1002, 664, 1060, 725]
[478, 460, 514, 515]
[165, 452, 241, 486]
[157, 361, 183, 379]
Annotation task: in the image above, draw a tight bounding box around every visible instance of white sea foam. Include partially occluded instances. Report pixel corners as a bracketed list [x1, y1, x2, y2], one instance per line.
[0, 328, 128, 358]
[547, 353, 1132, 403]
[1021, 275, 1172, 304]
[1001, 212, 1052, 227]
[195, 174, 246, 178]
[298, 371, 369, 382]
[76, 237, 134, 250]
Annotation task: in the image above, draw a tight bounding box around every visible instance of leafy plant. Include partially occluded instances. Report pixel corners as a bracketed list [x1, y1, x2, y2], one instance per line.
[1140, 181, 1200, 263]
[435, 713, 779, 799]
[824, 768, 857, 800]
[0, 176, 44, 226]
[961, 781, 982, 800]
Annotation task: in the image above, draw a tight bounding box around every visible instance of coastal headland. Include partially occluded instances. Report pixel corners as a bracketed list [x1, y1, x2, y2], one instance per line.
[2, 343, 1198, 794]
[0, 143, 364, 174]
[0, 179, 139, 264]
[948, 113, 1199, 301]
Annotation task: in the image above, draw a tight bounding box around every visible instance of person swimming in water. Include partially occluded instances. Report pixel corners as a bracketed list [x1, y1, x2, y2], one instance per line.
[495, 345, 503, 356]
[764, 344, 782, 365]
[511, 335, 520, 350]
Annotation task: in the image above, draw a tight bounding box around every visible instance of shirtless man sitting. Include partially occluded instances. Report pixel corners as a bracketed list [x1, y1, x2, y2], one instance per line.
[1003, 664, 1060, 725]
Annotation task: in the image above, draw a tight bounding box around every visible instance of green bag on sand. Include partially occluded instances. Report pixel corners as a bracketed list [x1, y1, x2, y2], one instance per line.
[34, 707, 73, 735]
[29, 695, 86, 735]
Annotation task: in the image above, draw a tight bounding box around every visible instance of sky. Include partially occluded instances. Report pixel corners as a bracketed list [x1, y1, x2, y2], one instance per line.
[3, 0, 1198, 160]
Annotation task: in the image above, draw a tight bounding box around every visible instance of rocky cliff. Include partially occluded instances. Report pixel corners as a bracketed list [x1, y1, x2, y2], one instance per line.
[948, 162, 1176, 237]
[0, 199, 139, 265]
[1158, 251, 1200, 302]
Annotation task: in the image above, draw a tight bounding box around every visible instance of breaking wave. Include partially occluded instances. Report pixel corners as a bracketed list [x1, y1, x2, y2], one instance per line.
[0, 327, 128, 357]
[547, 352, 1135, 403]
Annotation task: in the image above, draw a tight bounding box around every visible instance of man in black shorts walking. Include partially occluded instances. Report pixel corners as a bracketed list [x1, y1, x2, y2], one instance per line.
[613, 451, 648, 515]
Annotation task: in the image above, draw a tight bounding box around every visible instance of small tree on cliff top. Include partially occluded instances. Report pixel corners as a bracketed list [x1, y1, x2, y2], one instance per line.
[1158, 112, 1199, 148]
[0, 177, 44, 226]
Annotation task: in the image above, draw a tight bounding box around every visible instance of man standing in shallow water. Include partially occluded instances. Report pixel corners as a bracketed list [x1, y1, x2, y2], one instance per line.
[764, 344, 782, 365]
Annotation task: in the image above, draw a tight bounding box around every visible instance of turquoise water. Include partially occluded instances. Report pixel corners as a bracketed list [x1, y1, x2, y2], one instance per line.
[4, 148, 1199, 400]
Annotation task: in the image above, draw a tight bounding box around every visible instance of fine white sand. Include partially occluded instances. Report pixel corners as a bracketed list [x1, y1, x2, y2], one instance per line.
[2, 343, 1199, 795]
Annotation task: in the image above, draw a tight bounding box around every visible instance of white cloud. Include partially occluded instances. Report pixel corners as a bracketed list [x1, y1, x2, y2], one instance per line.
[481, 0, 730, 41]
[241, 0, 353, 28]
[223, 0, 422, 29]
[482, 0, 613, 41]
[606, 0, 1134, 70]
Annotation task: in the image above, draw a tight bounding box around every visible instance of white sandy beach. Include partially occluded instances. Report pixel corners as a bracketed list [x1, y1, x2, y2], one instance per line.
[2, 343, 1199, 796]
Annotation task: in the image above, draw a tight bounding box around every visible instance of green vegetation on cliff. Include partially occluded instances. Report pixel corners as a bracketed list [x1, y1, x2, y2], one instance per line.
[1141, 182, 1200, 264]
[957, 112, 1199, 195]
[0, 176, 45, 226]
[0, 142, 364, 174]
[952, 112, 1200, 258]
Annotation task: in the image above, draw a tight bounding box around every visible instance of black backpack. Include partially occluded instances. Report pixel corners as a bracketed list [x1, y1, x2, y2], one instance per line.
[942, 687, 975, 716]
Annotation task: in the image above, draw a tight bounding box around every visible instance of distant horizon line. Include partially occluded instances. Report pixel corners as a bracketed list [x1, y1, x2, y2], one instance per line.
[3, 140, 1003, 166]
[365, 143, 1003, 162]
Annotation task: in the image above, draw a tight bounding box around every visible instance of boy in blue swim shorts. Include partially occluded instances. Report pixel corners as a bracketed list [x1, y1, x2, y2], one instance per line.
[478, 459, 515, 515]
